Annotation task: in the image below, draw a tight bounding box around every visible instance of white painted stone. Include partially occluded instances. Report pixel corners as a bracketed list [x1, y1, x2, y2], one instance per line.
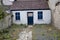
[17, 29, 32, 40]
[6, 10, 10, 13]
[28, 25, 33, 27]
[12, 10, 51, 25]
[3, 0, 13, 5]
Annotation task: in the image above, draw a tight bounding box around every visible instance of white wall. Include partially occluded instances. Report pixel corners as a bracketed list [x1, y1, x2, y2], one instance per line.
[3, 0, 14, 5]
[12, 10, 51, 25]
[12, 11, 27, 24]
[34, 10, 51, 24]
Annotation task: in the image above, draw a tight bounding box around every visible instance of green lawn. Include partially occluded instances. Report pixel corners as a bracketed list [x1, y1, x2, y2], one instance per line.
[0, 24, 27, 40]
[32, 24, 60, 40]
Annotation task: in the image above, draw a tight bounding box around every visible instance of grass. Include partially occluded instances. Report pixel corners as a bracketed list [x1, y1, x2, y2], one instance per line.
[0, 24, 27, 40]
[32, 24, 60, 40]
[0, 24, 60, 40]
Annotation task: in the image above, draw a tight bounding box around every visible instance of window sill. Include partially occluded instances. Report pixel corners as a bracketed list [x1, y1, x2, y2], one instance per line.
[15, 20, 20, 21]
[38, 19, 44, 21]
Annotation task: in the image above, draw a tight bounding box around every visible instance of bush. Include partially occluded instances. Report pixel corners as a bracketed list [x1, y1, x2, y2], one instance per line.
[0, 6, 7, 20]
[3, 29, 9, 33]
[3, 33, 11, 39]
[20, 24, 23, 26]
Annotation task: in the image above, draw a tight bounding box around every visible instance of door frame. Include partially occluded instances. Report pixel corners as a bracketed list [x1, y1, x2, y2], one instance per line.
[27, 12, 33, 25]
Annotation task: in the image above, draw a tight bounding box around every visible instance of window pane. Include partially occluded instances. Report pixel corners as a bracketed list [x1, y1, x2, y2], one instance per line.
[16, 15, 20, 20]
[16, 16, 20, 20]
[38, 12, 43, 19]
[15, 12, 20, 20]
[15, 12, 20, 16]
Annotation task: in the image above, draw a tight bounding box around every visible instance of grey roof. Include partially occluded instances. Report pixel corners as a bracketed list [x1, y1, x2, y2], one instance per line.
[10, 0, 49, 10]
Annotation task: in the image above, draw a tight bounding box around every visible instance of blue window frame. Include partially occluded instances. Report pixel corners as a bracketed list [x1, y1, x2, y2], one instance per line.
[15, 12, 20, 20]
[38, 11, 43, 19]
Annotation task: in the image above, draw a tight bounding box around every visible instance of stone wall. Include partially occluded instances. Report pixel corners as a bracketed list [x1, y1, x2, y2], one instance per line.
[48, 0, 60, 10]
[0, 15, 12, 30]
[48, 0, 60, 29]
[52, 5, 60, 29]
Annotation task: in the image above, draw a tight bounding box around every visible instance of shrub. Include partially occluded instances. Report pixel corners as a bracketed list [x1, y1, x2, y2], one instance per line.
[3, 33, 11, 39]
[0, 6, 7, 20]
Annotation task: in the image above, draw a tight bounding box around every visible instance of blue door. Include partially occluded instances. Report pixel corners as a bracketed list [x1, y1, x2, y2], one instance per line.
[27, 12, 33, 25]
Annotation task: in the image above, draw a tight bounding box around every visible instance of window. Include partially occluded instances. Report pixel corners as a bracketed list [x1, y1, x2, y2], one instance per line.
[27, 12, 33, 17]
[15, 12, 20, 20]
[38, 11, 43, 19]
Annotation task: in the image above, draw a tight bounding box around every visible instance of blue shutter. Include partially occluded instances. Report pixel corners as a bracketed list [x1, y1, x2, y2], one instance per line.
[38, 12, 43, 19]
[15, 12, 20, 20]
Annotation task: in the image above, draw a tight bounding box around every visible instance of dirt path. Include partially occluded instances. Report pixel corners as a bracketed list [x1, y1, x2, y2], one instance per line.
[17, 26, 32, 40]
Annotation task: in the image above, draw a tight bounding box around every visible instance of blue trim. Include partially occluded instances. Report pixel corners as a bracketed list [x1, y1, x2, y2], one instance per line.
[38, 11, 43, 19]
[27, 12, 33, 25]
[15, 12, 20, 20]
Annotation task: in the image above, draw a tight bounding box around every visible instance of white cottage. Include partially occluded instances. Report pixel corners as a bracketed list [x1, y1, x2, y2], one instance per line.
[3, 0, 51, 25]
